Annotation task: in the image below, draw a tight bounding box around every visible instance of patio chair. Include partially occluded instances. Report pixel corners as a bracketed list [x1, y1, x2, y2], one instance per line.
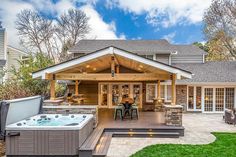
[224, 109, 236, 125]
[131, 104, 139, 119]
[114, 105, 124, 120]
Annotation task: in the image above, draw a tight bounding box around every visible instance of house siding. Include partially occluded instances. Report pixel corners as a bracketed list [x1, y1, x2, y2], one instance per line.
[155, 54, 170, 64]
[0, 28, 6, 60]
[171, 55, 203, 64]
[6, 47, 24, 78]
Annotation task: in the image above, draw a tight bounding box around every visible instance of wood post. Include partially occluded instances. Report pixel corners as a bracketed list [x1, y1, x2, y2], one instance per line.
[111, 56, 115, 77]
[116, 65, 120, 73]
[50, 80, 56, 100]
[157, 80, 161, 99]
[171, 74, 176, 105]
[75, 80, 79, 96]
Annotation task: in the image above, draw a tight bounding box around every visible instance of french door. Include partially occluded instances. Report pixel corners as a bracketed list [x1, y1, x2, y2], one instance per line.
[187, 86, 202, 111]
[203, 87, 235, 113]
[99, 82, 142, 108]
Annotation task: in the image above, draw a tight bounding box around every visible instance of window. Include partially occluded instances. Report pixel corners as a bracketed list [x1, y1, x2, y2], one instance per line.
[146, 84, 172, 102]
[196, 87, 202, 109]
[166, 85, 172, 101]
[188, 86, 194, 109]
[160, 85, 165, 99]
[146, 84, 156, 102]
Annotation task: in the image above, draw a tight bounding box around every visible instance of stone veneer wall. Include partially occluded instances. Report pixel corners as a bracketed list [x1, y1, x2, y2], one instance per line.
[164, 105, 183, 127]
[176, 85, 187, 111]
[43, 107, 98, 128]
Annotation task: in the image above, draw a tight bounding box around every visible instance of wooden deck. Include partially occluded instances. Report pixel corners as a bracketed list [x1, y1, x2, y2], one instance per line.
[98, 108, 166, 128]
[79, 109, 184, 157]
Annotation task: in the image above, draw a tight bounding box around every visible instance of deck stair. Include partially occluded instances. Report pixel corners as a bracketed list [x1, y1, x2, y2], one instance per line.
[79, 127, 182, 157]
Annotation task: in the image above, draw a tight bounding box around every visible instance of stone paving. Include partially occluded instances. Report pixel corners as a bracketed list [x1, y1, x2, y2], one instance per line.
[107, 113, 236, 157]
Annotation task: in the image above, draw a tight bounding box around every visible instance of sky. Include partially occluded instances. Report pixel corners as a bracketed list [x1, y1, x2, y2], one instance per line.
[0, 0, 212, 48]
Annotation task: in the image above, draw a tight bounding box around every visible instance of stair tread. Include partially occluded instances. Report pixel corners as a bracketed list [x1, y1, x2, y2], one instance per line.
[93, 132, 113, 156]
[80, 127, 104, 151]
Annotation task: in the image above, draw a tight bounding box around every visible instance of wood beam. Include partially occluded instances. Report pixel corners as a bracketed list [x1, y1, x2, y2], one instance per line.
[45, 73, 53, 80]
[55, 73, 171, 81]
[171, 74, 176, 105]
[157, 80, 161, 99]
[50, 80, 56, 100]
[75, 80, 79, 96]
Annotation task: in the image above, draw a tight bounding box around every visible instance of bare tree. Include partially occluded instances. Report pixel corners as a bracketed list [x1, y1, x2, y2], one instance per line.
[203, 0, 236, 59]
[56, 9, 90, 62]
[15, 9, 90, 63]
[15, 10, 55, 59]
[56, 9, 89, 46]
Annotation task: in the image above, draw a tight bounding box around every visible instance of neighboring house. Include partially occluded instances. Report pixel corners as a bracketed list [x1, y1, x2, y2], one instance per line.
[0, 24, 28, 82]
[33, 39, 236, 113]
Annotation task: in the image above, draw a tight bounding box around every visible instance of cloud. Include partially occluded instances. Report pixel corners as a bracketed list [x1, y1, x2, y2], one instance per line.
[0, 0, 33, 47]
[162, 32, 176, 43]
[0, 0, 123, 49]
[106, 0, 212, 27]
[80, 4, 125, 39]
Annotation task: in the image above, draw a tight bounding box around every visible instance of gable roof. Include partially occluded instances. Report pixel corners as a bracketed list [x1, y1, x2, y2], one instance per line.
[33, 46, 192, 79]
[174, 61, 236, 83]
[68, 39, 207, 56]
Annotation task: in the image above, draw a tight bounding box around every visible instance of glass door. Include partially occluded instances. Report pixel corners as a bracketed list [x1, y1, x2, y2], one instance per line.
[215, 88, 224, 112]
[121, 84, 130, 99]
[112, 84, 120, 106]
[188, 86, 202, 111]
[204, 88, 214, 112]
[225, 88, 235, 110]
[100, 84, 108, 107]
[133, 84, 142, 107]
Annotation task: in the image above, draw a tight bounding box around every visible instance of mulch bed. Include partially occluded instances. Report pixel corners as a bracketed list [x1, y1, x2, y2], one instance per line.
[0, 140, 5, 156]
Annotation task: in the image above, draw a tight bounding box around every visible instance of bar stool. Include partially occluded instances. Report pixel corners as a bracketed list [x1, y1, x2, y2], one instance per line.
[131, 105, 139, 119]
[114, 105, 123, 120]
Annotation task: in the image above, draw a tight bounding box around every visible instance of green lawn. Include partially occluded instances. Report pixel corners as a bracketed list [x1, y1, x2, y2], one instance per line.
[130, 133, 236, 157]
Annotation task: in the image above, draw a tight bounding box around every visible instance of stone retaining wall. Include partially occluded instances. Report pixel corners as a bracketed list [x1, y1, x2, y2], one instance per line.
[43, 106, 98, 128]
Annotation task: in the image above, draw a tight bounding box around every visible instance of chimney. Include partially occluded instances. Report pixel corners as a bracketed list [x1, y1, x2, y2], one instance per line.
[0, 21, 7, 60]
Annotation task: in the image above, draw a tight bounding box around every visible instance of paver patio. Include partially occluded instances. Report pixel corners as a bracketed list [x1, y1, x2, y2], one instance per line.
[107, 113, 236, 157]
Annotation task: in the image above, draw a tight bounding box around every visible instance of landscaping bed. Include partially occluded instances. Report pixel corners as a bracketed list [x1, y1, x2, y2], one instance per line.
[131, 133, 236, 157]
[0, 140, 5, 156]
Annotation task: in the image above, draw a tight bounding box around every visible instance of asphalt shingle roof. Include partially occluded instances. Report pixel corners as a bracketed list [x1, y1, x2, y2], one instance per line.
[69, 39, 207, 56]
[174, 61, 236, 83]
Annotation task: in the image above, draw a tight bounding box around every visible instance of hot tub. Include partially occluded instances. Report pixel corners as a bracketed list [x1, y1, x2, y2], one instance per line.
[6, 114, 94, 156]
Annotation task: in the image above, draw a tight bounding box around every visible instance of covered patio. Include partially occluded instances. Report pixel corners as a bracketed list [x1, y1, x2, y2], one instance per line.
[33, 46, 192, 128]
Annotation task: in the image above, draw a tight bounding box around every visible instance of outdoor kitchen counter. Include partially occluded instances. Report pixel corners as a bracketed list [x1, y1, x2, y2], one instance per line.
[43, 105, 98, 127]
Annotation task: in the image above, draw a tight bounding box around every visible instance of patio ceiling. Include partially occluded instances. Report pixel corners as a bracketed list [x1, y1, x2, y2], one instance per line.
[32, 46, 192, 81]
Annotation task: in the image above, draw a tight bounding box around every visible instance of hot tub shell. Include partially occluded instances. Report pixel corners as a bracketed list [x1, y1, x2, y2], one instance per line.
[5, 114, 94, 156]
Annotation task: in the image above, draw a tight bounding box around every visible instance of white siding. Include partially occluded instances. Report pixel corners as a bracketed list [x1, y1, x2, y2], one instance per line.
[155, 54, 170, 64]
[171, 55, 204, 63]
[0, 28, 6, 60]
[6, 47, 25, 78]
